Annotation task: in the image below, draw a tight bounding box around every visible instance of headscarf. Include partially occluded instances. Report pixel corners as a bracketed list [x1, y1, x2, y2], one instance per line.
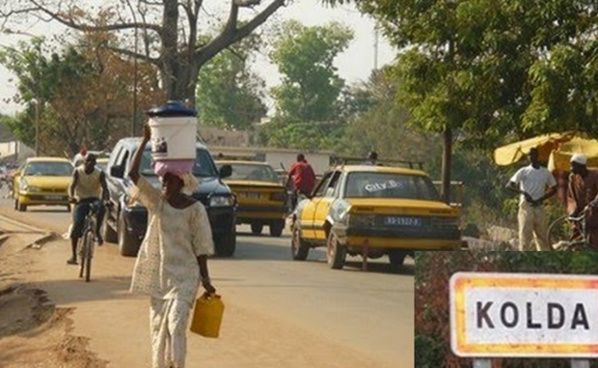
[178, 171, 199, 195]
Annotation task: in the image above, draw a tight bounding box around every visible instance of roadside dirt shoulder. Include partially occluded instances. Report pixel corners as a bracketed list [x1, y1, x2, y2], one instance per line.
[0, 231, 107, 368]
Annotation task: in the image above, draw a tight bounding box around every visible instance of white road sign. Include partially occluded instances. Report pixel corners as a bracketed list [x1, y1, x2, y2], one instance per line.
[449, 272, 598, 358]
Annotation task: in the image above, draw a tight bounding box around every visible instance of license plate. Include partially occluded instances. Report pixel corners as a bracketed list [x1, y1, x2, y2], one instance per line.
[239, 192, 262, 199]
[45, 195, 63, 200]
[385, 216, 422, 227]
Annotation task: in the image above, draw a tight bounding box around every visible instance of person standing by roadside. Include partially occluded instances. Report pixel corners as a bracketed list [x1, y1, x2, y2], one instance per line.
[128, 124, 216, 368]
[567, 153, 598, 250]
[288, 153, 316, 209]
[506, 147, 557, 251]
[363, 151, 378, 166]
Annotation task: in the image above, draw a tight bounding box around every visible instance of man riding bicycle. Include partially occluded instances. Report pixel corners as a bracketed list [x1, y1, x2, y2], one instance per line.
[67, 153, 110, 265]
[567, 153, 598, 250]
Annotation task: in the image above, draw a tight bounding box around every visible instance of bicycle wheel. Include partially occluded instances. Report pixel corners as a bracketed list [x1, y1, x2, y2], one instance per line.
[78, 236, 86, 279]
[83, 229, 94, 282]
[548, 215, 576, 250]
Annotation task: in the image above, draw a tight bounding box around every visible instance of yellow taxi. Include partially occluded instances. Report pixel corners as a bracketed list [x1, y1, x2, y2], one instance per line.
[13, 157, 74, 212]
[216, 160, 287, 236]
[291, 165, 461, 270]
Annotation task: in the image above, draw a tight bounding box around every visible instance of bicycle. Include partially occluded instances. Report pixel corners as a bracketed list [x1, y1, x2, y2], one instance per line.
[549, 206, 591, 251]
[76, 200, 104, 282]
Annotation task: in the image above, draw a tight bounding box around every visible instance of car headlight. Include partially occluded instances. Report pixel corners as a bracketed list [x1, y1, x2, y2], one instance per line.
[20, 178, 29, 190]
[330, 199, 351, 222]
[210, 196, 234, 207]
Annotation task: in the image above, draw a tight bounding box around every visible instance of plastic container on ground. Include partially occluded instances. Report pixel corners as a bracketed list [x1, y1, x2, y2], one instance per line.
[147, 101, 198, 162]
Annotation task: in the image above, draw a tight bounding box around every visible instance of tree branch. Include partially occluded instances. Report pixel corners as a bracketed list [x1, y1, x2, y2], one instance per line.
[196, 0, 285, 64]
[27, 0, 162, 35]
[104, 45, 159, 65]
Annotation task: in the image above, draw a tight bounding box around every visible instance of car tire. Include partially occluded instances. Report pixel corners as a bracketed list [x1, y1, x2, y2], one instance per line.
[388, 250, 408, 271]
[250, 223, 263, 235]
[291, 224, 309, 261]
[326, 232, 346, 270]
[117, 213, 140, 257]
[215, 232, 236, 257]
[17, 200, 27, 212]
[269, 219, 285, 237]
[14, 198, 18, 210]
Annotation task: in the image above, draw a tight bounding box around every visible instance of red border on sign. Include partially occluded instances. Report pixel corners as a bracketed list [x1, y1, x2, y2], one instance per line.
[450, 272, 598, 357]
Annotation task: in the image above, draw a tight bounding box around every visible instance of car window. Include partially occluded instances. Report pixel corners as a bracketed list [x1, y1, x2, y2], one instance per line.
[312, 172, 333, 198]
[344, 172, 440, 200]
[24, 162, 74, 176]
[110, 145, 124, 168]
[221, 163, 279, 183]
[140, 147, 218, 177]
[324, 171, 342, 197]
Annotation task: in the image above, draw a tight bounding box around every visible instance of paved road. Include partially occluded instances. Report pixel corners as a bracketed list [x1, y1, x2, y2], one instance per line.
[0, 189, 414, 368]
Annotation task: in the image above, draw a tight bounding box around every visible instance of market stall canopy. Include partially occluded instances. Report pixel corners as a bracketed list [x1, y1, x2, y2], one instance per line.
[493, 132, 581, 166]
[548, 137, 598, 171]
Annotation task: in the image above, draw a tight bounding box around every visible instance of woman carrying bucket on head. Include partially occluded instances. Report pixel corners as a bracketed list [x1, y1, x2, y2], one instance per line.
[128, 120, 216, 368]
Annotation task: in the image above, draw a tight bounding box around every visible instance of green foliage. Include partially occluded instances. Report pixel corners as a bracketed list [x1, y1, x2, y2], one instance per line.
[256, 117, 342, 151]
[196, 34, 267, 130]
[270, 20, 354, 122]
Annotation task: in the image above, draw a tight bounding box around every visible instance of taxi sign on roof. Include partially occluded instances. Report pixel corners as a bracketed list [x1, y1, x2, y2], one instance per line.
[449, 272, 598, 358]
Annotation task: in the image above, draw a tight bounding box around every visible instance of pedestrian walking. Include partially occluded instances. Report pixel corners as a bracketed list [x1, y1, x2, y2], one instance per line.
[288, 153, 316, 209]
[128, 124, 216, 368]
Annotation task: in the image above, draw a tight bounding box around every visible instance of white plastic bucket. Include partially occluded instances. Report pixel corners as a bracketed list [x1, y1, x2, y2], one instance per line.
[148, 116, 197, 161]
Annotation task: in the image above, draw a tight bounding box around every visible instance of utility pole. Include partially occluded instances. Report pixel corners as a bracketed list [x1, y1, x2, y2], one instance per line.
[373, 26, 379, 70]
[34, 97, 39, 156]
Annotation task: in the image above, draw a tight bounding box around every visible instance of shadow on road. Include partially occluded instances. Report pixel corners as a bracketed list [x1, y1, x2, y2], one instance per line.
[223, 235, 411, 276]
[23, 275, 135, 306]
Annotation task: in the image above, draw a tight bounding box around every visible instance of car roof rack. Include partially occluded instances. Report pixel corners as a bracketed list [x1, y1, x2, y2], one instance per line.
[329, 155, 425, 170]
[212, 153, 261, 161]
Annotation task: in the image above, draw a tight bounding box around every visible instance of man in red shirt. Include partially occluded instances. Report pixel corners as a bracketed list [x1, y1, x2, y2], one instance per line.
[288, 153, 316, 208]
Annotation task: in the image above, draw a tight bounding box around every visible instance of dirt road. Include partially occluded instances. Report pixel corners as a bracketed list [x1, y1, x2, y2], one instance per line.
[0, 196, 414, 368]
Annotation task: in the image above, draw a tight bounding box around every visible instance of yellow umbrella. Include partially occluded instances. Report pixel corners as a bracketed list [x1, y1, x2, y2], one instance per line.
[548, 137, 598, 171]
[493, 132, 579, 166]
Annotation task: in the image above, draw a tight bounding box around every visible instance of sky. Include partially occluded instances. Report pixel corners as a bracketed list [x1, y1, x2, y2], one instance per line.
[0, 0, 396, 116]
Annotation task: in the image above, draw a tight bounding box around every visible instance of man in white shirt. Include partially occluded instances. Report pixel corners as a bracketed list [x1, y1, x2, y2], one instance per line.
[506, 147, 557, 251]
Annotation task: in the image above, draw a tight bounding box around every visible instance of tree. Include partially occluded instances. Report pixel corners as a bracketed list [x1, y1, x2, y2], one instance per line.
[0, 34, 162, 155]
[324, 0, 598, 204]
[196, 33, 267, 129]
[0, 0, 290, 105]
[269, 20, 354, 121]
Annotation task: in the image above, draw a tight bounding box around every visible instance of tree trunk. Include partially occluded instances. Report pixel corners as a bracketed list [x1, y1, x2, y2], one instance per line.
[441, 127, 452, 204]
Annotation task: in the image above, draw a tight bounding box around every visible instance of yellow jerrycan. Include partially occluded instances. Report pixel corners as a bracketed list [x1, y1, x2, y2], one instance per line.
[190, 293, 224, 338]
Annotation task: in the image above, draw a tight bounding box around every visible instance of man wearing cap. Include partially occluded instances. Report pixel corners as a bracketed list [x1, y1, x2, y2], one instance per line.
[507, 147, 557, 251]
[567, 153, 598, 249]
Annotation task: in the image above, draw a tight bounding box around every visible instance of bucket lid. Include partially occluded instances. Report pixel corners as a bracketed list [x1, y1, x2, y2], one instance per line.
[147, 100, 197, 117]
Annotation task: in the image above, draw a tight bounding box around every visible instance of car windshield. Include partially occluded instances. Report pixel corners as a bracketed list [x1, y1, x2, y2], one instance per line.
[140, 148, 218, 177]
[221, 163, 280, 183]
[344, 172, 440, 201]
[24, 161, 74, 176]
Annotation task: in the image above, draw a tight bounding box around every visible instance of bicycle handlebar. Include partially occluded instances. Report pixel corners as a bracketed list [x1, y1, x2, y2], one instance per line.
[568, 206, 591, 223]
